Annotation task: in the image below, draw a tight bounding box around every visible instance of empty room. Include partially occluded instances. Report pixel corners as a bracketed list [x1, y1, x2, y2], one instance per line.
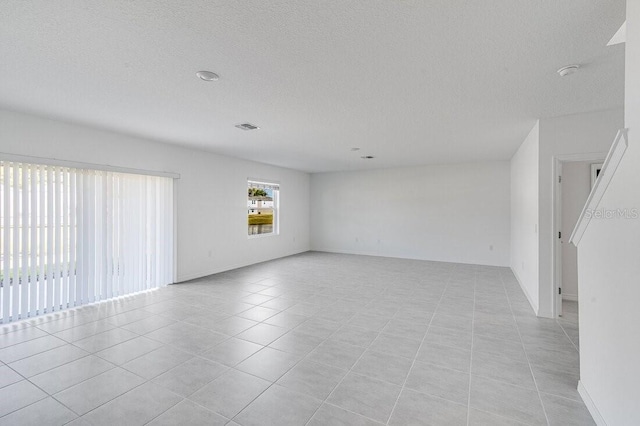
[0, 1, 638, 425]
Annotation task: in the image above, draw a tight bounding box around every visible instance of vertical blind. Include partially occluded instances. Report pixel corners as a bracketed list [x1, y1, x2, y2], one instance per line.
[0, 161, 174, 323]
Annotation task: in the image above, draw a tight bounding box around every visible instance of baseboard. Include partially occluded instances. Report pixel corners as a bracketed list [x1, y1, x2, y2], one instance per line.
[510, 268, 539, 315]
[310, 248, 510, 268]
[175, 249, 310, 283]
[578, 381, 607, 426]
[562, 294, 578, 302]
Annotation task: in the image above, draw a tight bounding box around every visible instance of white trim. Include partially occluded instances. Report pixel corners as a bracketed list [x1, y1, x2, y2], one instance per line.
[311, 249, 510, 268]
[175, 249, 310, 283]
[0, 152, 180, 179]
[247, 232, 279, 240]
[554, 160, 564, 318]
[578, 381, 607, 426]
[607, 21, 626, 46]
[551, 150, 608, 318]
[562, 294, 578, 302]
[247, 178, 279, 238]
[247, 177, 280, 187]
[570, 129, 629, 246]
[172, 179, 179, 284]
[591, 163, 604, 188]
[553, 152, 609, 162]
[510, 268, 539, 315]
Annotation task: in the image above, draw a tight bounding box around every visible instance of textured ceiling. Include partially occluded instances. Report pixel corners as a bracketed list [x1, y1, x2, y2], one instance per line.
[0, 1, 625, 172]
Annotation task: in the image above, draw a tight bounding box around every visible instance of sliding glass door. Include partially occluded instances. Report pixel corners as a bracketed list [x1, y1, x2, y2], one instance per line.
[0, 161, 174, 323]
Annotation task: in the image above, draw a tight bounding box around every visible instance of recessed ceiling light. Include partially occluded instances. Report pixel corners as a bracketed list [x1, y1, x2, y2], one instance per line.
[235, 123, 260, 131]
[196, 71, 220, 81]
[557, 65, 580, 77]
[361, 155, 375, 159]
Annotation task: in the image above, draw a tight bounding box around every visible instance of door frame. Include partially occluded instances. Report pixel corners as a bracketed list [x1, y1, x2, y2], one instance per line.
[552, 152, 607, 318]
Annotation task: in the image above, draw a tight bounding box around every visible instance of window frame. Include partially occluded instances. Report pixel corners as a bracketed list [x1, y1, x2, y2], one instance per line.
[247, 179, 279, 238]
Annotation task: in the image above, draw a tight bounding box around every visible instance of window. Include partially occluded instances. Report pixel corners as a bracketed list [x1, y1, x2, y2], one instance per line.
[0, 160, 174, 323]
[248, 180, 279, 236]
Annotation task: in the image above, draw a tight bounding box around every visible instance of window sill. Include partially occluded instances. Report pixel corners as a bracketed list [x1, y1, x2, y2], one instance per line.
[248, 232, 279, 240]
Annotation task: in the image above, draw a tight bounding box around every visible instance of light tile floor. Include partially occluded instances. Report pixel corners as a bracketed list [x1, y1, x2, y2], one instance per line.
[0, 252, 594, 425]
[558, 300, 579, 351]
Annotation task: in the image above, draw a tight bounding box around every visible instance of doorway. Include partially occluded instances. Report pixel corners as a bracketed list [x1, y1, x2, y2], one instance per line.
[553, 154, 606, 318]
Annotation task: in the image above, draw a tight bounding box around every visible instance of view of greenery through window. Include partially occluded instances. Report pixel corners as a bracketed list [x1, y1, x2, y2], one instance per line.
[247, 183, 277, 236]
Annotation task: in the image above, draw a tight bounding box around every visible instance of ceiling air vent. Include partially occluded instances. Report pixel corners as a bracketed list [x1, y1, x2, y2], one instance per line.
[235, 123, 260, 131]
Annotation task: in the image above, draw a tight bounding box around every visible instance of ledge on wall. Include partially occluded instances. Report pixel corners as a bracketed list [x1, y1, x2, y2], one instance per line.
[570, 129, 629, 247]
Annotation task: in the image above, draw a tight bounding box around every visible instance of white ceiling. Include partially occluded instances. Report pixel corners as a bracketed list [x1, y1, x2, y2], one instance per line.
[0, 1, 625, 173]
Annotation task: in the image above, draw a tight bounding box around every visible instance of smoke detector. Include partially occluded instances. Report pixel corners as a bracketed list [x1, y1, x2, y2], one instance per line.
[196, 71, 220, 81]
[557, 65, 580, 77]
[235, 123, 260, 131]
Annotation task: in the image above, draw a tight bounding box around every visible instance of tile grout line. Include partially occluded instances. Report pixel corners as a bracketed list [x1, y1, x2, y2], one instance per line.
[465, 268, 478, 426]
[54, 293, 246, 417]
[2, 257, 574, 425]
[555, 316, 580, 354]
[0, 380, 49, 419]
[228, 292, 381, 425]
[499, 271, 551, 426]
[55, 343, 234, 423]
[67, 375, 192, 423]
[0, 318, 174, 421]
[470, 406, 533, 426]
[0, 315, 118, 422]
[304, 309, 387, 423]
[50, 376, 152, 419]
[155, 282, 355, 424]
[384, 265, 456, 425]
[299, 297, 395, 425]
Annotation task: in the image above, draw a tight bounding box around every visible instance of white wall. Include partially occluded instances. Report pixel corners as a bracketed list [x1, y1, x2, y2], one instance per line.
[536, 108, 624, 317]
[576, 1, 640, 423]
[560, 161, 593, 301]
[310, 162, 510, 267]
[510, 122, 540, 312]
[0, 109, 310, 282]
